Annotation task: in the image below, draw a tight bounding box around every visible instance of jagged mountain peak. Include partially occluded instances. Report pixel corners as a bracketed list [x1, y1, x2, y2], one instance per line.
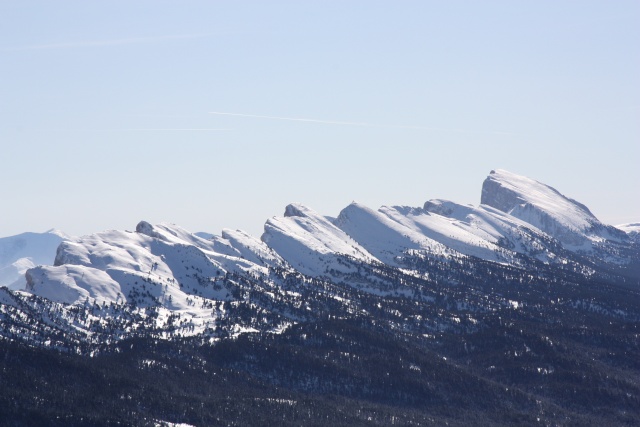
[284, 203, 315, 218]
[480, 169, 618, 247]
[482, 169, 596, 224]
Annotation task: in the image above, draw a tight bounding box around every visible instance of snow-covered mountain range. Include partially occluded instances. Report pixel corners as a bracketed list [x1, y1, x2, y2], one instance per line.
[1, 169, 638, 347]
[2, 169, 638, 427]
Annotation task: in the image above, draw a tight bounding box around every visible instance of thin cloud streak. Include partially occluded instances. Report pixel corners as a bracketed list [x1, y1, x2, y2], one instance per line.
[211, 111, 389, 127]
[1, 33, 210, 52]
[208, 111, 516, 135]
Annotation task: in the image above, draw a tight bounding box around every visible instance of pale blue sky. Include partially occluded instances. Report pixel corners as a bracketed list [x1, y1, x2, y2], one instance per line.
[1, 1, 638, 238]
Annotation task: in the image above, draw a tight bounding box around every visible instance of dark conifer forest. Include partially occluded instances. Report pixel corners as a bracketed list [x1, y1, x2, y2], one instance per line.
[2, 251, 639, 426]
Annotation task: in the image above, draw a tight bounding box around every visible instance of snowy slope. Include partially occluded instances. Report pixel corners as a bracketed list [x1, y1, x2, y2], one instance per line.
[391, 201, 559, 262]
[220, 228, 284, 267]
[26, 264, 123, 305]
[262, 203, 378, 276]
[0, 229, 67, 290]
[333, 202, 452, 265]
[334, 198, 564, 267]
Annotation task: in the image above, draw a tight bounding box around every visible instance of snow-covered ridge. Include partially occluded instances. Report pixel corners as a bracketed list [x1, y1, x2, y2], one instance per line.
[334, 202, 452, 265]
[262, 203, 378, 276]
[14, 169, 640, 317]
[28, 222, 273, 307]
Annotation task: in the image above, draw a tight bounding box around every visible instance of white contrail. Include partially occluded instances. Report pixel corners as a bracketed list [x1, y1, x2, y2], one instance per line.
[210, 111, 385, 127]
[208, 111, 515, 135]
[1, 33, 210, 52]
[209, 111, 433, 129]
